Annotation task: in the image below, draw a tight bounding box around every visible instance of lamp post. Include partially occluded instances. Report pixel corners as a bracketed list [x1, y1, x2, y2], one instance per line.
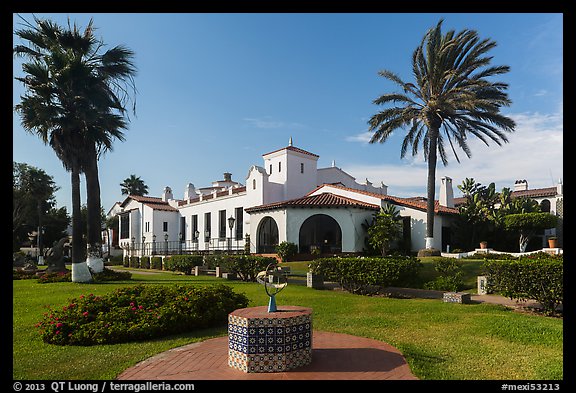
[194, 230, 200, 251]
[228, 216, 235, 251]
[204, 229, 210, 251]
[164, 233, 169, 255]
[178, 232, 183, 255]
[142, 236, 146, 256]
[131, 237, 135, 257]
[152, 234, 157, 255]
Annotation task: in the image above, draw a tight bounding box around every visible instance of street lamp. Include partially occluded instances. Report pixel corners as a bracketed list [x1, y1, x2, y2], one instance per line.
[164, 233, 169, 254]
[228, 216, 235, 251]
[178, 232, 183, 254]
[142, 236, 146, 255]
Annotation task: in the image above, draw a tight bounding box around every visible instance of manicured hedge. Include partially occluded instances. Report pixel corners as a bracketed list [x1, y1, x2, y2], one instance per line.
[163, 255, 203, 275]
[309, 256, 423, 295]
[220, 255, 277, 282]
[151, 256, 163, 270]
[37, 284, 249, 345]
[140, 256, 150, 269]
[483, 252, 563, 314]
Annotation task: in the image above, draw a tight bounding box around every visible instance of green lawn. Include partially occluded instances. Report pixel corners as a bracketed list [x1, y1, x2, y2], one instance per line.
[13, 270, 562, 380]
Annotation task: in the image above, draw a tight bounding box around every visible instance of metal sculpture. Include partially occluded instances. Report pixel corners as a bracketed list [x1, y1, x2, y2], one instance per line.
[256, 262, 288, 312]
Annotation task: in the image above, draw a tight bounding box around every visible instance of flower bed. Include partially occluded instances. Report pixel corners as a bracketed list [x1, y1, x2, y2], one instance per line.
[36, 284, 249, 345]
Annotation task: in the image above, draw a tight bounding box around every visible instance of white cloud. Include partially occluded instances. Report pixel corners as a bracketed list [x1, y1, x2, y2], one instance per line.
[345, 131, 373, 143]
[343, 110, 563, 198]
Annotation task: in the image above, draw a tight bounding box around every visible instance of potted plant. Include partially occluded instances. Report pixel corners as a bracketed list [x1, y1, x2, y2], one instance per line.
[479, 241, 488, 249]
[547, 236, 558, 248]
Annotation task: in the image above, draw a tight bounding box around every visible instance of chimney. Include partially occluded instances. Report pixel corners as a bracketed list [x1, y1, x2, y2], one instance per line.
[162, 186, 173, 202]
[557, 179, 563, 195]
[513, 179, 528, 192]
[223, 172, 232, 182]
[184, 183, 196, 200]
[439, 176, 454, 207]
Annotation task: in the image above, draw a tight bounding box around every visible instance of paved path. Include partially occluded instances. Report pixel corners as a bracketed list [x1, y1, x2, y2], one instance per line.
[117, 331, 417, 380]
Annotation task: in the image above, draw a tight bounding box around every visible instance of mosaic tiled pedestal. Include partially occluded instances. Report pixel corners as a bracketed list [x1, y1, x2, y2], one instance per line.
[228, 306, 312, 373]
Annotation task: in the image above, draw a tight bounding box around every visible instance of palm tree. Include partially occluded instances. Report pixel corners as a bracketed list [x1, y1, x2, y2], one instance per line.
[368, 19, 515, 250]
[120, 174, 149, 196]
[14, 15, 136, 279]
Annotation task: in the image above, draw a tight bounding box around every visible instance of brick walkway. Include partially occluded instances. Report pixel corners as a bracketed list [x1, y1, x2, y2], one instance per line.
[117, 331, 417, 380]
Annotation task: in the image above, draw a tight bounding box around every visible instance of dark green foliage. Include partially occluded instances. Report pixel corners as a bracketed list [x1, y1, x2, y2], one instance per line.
[123, 257, 129, 267]
[140, 256, 150, 269]
[424, 258, 464, 291]
[129, 257, 140, 268]
[276, 241, 298, 262]
[92, 268, 132, 282]
[219, 255, 277, 282]
[483, 253, 563, 315]
[163, 255, 204, 275]
[36, 284, 249, 345]
[151, 256, 163, 270]
[309, 256, 422, 295]
[13, 270, 39, 280]
[38, 271, 71, 283]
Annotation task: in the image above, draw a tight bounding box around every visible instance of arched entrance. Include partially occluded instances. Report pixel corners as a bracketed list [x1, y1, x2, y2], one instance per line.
[299, 214, 342, 254]
[257, 216, 279, 253]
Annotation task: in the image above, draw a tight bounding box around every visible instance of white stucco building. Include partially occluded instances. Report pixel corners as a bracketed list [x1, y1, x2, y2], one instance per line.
[113, 140, 460, 257]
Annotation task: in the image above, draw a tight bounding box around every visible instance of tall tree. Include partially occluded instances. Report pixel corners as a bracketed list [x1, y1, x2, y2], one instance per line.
[120, 174, 149, 196]
[368, 19, 515, 249]
[14, 15, 136, 278]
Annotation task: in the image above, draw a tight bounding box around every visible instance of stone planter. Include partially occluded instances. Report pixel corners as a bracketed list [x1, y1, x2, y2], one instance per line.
[548, 238, 558, 248]
[479, 241, 488, 249]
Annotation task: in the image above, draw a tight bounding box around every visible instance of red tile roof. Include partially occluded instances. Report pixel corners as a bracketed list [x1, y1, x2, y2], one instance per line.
[121, 195, 179, 212]
[245, 192, 380, 213]
[262, 145, 319, 158]
[310, 184, 460, 215]
[511, 187, 557, 199]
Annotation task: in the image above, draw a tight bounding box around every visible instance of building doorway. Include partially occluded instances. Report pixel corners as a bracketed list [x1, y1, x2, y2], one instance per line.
[299, 214, 342, 253]
[257, 216, 279, 253]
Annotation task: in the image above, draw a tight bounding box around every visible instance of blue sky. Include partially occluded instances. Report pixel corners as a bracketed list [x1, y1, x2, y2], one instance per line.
[13, 13, 563, 214]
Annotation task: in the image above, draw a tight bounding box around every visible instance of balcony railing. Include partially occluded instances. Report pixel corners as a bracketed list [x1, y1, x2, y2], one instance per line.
[121, 237, 246, 256]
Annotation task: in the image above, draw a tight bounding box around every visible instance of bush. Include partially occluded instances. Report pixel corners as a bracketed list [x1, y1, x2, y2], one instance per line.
[105, 255, 124, 266]
[123, 257, 129, 267]
[483, 253, 563, 315]
[13, 270, 38, 280]
[424, 258, 464, 291]
[219, 255, 276, 282]
[276, 241, 298, 262]
[309, 256, 423, 295]
[417, 248, 441, 257]
[129, 257, 140, 268]
[163, 255, 203, 275]
[140, 256, 150, 269]
[38, 271, 72, 283]
[92, 268, 132, 282]
[36, 284, 249, 345]
[151, 256, 163, 270]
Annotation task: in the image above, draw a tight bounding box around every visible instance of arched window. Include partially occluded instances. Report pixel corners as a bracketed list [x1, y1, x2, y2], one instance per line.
[299, 214, 342, 254]
[540, 199, 551, 213]
[257, 216, 279, 253]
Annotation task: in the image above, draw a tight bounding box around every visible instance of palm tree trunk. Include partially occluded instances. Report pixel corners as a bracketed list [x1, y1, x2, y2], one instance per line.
[425, 127, 439, 249]
[71, 166, 92, 282]
[85, 148, 104, 273]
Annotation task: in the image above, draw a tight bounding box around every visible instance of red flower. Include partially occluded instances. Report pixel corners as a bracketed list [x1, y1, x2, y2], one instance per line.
[83, 312, 89, 317]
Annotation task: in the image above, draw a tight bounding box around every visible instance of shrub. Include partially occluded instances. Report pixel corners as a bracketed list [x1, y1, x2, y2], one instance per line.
[276, 241, 298, 262]
[105, 255, 124, 266]
[13, 270, 38, 280]
[123, 257, 129, 267]
[220, 255, 276, 282]
[417, 248, 441, 257]
[163, 255, 203, 275]
[129, 257, 140, 268]
[38, 271, 72, 283]
[424, 258, 464, 291]
[483, 253, 563, 315]
[92, 268, 132, 282]
[140, 256, 150, 269]
[309, 256, 423, 295]
[36, 284, 249, 345]
[151, 256, 163, 270]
